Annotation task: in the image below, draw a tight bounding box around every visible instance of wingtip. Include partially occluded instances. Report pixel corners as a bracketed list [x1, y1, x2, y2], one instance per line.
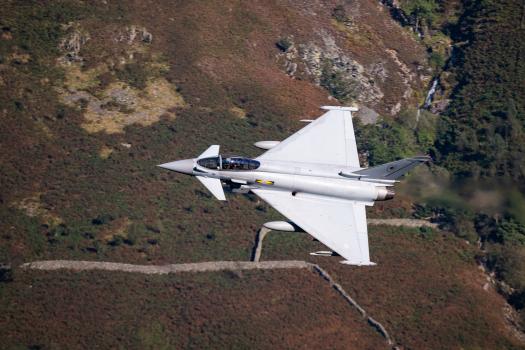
[340, 260, 377, 266]
[412, 155, 433, 162]
[321, 105, 359, 112]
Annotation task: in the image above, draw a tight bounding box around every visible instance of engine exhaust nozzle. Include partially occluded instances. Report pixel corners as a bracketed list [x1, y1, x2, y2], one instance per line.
[376, 187, 395, 201]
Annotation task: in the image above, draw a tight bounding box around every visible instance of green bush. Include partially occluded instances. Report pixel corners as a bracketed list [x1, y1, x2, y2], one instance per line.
[355, 118, 419, 165]
[473, 210, 525, 253]
[332, 5, 349, 23]
[399, 0, 439, 27]
[486, 244, 525, 291]
[0, 264, 13, 283]
[507, 191, 525, 226]
[320, 60, 359, 103]
[429, 51, 445, 70]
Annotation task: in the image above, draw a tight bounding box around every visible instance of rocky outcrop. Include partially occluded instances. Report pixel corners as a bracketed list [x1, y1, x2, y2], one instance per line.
[58, 24, 153, 65]
[61, 78, 185, 134]
[58, 26, 90, 63]
[116, 25, 153, 44]
[276, 33, 384, 105]
[55, 23, 180, 134]
[430, 98, 450, 114]
[355, 106, 380, 125]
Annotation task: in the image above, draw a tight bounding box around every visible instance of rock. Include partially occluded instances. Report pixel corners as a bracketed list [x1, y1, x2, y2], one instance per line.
[59, 28, 90, 63]
[284, 60, 297, 76]
[9, 53, 31, 64]
[0, 264, 13, 282]
[299, 43, 323, 81]
[430, 99, 450, 114]
[118, 25, 153, 45]
[390, 101, 401, 115]
[276, 37, 294, 52]
[385, 48, 416, 110]
[355, 106, 380, 125]
[141, 29, 153, 43]
[1, 30, 12, 40]
[369, 61, 388, 83]
[275, 38, 299, 77]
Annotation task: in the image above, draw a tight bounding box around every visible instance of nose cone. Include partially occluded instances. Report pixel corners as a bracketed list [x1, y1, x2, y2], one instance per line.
[157, 159, 194, 175]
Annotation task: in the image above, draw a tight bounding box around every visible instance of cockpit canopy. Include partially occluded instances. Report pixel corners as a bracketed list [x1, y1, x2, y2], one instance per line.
[197, 156, 260, 171]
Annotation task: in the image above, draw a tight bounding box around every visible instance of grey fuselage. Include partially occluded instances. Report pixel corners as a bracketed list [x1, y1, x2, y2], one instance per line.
[178, 156, 393, 204]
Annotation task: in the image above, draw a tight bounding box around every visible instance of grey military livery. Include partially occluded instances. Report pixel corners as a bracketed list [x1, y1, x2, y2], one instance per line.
[158, 106, 429, 265]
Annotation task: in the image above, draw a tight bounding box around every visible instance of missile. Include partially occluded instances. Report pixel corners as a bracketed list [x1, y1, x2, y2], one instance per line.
[310, 251, 339, 257]
[254, 141, 280, 150]
[263, 221, 304, 232]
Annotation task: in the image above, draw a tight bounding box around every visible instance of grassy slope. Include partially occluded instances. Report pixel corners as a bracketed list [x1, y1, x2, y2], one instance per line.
[262, 226, 524, 349]
[0, 0, 523, 349]
[0, 0, 428, 267]
[0, 269, 386, 350]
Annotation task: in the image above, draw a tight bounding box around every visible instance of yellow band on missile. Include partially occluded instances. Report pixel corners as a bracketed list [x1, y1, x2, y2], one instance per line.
[256, 179, 274, 185]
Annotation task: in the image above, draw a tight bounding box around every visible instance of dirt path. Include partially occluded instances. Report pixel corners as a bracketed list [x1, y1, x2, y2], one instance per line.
[251, 227, 271, 262]
[368, 218, 438, 228]
[20, 260, 310, 274]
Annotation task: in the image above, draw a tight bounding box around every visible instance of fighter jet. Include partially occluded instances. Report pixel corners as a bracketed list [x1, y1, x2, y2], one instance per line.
[158, 106, 429, 265]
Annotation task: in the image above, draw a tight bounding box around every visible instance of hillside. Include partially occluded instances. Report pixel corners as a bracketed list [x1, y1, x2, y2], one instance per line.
[1, 0, 524, 349]
[0, 0, 432, 267]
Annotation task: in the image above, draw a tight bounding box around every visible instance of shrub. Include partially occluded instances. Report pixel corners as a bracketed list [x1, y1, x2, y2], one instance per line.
[429, 51, 445, 70]
[486, 245, 525, 291]
[399, 0, 439, 28]
[275, 37, 293, 52]
[0, 264, 13, 283]
[320, 60, 359, 103]
[355, 118, 418, 165]
[108, 235, 124, 246]
[92, 214, 114, 225]
[332, 5, 348, 23]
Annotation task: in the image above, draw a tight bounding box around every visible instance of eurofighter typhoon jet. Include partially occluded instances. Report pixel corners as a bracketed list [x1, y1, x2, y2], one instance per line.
[158, 106, 429, 265]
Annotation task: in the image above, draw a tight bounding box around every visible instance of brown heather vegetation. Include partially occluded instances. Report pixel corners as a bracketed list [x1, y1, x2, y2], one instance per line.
[0, 0, 524, 349]
[0, 269, 386, 350]
[263, 226, 523, 349]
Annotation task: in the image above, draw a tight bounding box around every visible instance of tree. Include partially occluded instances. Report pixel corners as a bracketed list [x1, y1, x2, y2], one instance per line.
[400, 0, 439, 33]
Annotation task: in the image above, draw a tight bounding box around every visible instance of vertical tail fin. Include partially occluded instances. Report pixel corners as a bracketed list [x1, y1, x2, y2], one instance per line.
[198, 145, 220, 159]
